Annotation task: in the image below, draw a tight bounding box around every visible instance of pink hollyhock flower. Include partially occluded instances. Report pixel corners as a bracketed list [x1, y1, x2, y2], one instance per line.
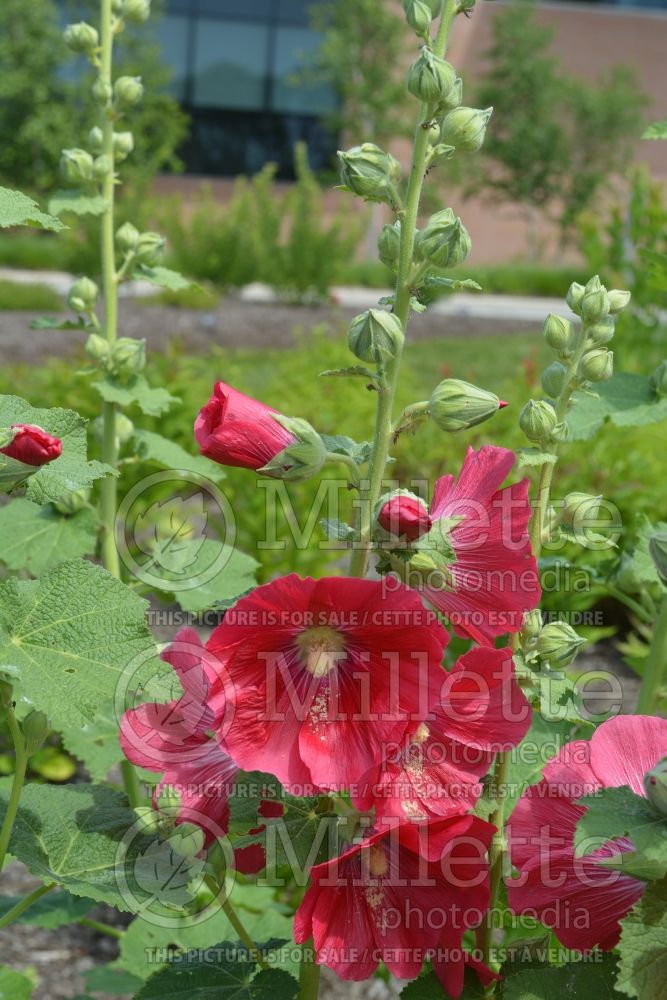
[378, 494, 433, 542]
[194, 381, 296, 471]
[353, 646, 531, 821]
[206, 574, 449, 793]
[0, 424, 62, 466]
[416, 445, 540, 644]
[507, 714, 667, 950]
[294, 814, 494, 984]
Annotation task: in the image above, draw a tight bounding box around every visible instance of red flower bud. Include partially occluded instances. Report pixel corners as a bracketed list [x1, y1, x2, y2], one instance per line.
[378, 495, 432, 541]
[194, 382, 297, 471]
[0, 424, 62, 466]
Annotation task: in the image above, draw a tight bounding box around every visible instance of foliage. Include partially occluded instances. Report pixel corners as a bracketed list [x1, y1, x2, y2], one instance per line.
[0, 279, 62, 312]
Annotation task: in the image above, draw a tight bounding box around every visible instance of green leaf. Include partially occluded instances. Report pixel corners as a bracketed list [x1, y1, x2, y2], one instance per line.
[48, 190, 108, 217]
[60, 706, 122, 782]
[401, 969, 487, 997]
[319, 365, 376, 380]
[133, 429, 226, 481]
[624, 515, 667, 588]
[0, 499, 96, 575]
[30, 317, 88, 331]
[0, 558, 161, 732]
[320, 434, 372, 465]
[0, 890, 94, 928]
[0, 187, 66, 231]
[0, 965, 35, 1000]
[135, 948, 298, 1000]
[501, 953, 622, 999]
[517, 448, 558, 467]
[0, 396, 114, 504]
[575, 786, 667, 879]
[146, 539, 259, 614]
[135, 265, 200, 292]
[642, 118, 667, 140]
[84, 965, 144, 996]
[567, 374, 667, 441]
[92, 375, 179, 417]
[502, 715, 582, 821]
[132, 838, 206, 907]
[319, 518, 354, 542]
[617, 877, 667, 999]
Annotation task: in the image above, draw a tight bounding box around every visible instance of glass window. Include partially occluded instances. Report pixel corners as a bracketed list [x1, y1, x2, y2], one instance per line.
[196, 0, 273, 17]
[192, 18, 269, 110]
[155, 14, 189, 101]
[271, 26, 334, 114]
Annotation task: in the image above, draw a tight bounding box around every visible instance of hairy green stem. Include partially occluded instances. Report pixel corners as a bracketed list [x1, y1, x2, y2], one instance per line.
[0, 882, 56, 929]
[220, 895, 269, 970]
[0, 704, 28, 873]
[298, 944, 321, 1000]
[78, 916, 124, 939]
[638, 594, 667, 713]
[120, 759, 143, 809]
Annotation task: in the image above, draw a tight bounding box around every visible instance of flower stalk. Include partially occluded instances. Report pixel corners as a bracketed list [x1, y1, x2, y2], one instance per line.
[0, 702, 28, 872]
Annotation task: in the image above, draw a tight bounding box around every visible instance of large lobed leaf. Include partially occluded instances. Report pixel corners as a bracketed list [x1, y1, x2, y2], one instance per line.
[617, 877, 667, 1000]
[567, 374, 667, 441]
[0, 187, 65, 231]
[0, 499, 96, 575]
[135, 945, 298, 1000]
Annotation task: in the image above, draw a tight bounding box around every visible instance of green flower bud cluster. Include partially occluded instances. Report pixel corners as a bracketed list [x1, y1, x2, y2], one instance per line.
[348, 309, 405, 365]
[85, 334, 146, 381]
[567, 276, 631, 324]
[64, 21, 99, 55]
[338, 144, 402, 208]
[91, 412, 135, 450]
[415, 208, 471, 269]
[67, 276, 99, 315]
[428, 378, 505, 432]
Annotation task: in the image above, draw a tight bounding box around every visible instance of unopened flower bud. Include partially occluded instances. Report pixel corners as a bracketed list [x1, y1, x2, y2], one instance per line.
[645, 758, 667, 816]
[111, 338, 146, 379]
[607, 288, 631, 315]
[649, 532, 667, 587]
[586, 317, 615, 347]
[85, 334, 110, 364]
[415, 208, 471, 269]
[114, 75, 144, 108]
[422, 0, 443, 12]
[122, 0, 151, 22]
[519, 399, 558, 442]
[377, 491, 432, 542]
[60, 148, 94, 185]
[407, 49, 457, 105]
[116, 221, 140, 253]
[87, 126, 104, 154]
[520, 609, 544, 644]
[403, 0, 432, 38]
[338, 143, 401, 206]
[133, 806, 161, 835]
[543, 313, 574, 353]
[560, 492, 602, 533]
[116, 413, 135, 445]
[650, 360, 667, 398]
[348, 309, 404, 365]
[22, 710, 49, 755]
[429, 379, 505, 432]
[54, 488, 91, 515]
[441, 76, 463, 111]
[260, 416, 327, 482]
[64, 21, 99, 53]
[134, 231, 166, 265]
[541, 362, 567, 398]
[580, 276, 610, 325]
[92, 154, 112, 181]
[167, 823, 205, 859]
[68, 276, 99, 314]
[92, 78, 113, 105]
[440, 106, 492, 152]
[579, 349, 613, 383]
[536, 621, 585, 668]
[566, 281, 585, 314]
[378, 221, 402, 272]
[113, 131, 134, 160]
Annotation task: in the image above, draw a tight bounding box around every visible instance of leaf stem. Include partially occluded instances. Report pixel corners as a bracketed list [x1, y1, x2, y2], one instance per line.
[298, 943, 321, 1000]
[0, 882, 56, 929]
[77, 915, 124, 939]
[120, 759, 144, 809]
[0, 703, 28, 873]
[638, 593, 667, 713]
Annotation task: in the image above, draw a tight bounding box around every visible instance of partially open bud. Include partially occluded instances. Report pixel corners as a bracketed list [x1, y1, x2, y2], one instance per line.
[566, 282, 586, 314]
[60, 148, 94, 185]
[560, 492, 603, 533]
[543, 313, 574, 354]
[113, 131, 135, 161]
[64, 21, 99, 53]
[403, 0, 432, 38]
[406, 49, 457, 105]
[22, 710, 49, 755]
[87, 127, 104, 154]
[541, 362, 567, 398]
[649, 532, 667, 586]
[440, 107, 492, 152]
[114, 75, 144, 109]
[348, 309, 404, 365]
[429, 379, 505, 432]
[415, 208, 471, 269]
[579, 348, 613, 383]
[0, 425, 62, 467]
[338, 143, 401, 206]
[644, 757, 667, 816]
[68, 276, 99, 314]
[122, 0, 151, 22]
[580, 276, 610, 325]
[607, 288, 631, 314]
[116, 221, 140, 253]
[519, 399, 558, 442]
[110, 338, 146, 380]
[586, 317, 615, 347]
[92, 78, 113, 105]
[134, 231, 166, 266]
[54, 488, 91, 515]
[535, 621, 585, 668]
[650, 360, 667, 398]
[378, 221, 402, 272]
[377, 491, 432, 542]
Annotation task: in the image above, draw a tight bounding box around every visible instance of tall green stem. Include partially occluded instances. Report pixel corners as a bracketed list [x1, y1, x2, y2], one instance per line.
[0, 883, 56, 929]
[298, 946, 321, 1000]
[0, 704, 28, 872]
[638, 594, 667, 713]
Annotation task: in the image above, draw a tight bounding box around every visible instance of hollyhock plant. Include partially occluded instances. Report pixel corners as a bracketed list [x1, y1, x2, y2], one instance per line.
[294, 814, 494, 985]
[378, 492, 433, 541]
[205, 573, 449, 793]
[506, 714, 667, 950]
[0, 424, 62, 466]
[195, 381, 297, 471]
[353, 646, 531, 821]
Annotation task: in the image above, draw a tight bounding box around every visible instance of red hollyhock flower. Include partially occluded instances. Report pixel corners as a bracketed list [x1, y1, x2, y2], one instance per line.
[420, 445, 540, 644]
[293, 814, 494, 984]
[507, 714, 667, 950]
[353, 646, 531, 821]
[0, 424, 62, 466]
[378, 494, 433, 541]
[206, 574, 449, 793]
[194, 381, 296, 470]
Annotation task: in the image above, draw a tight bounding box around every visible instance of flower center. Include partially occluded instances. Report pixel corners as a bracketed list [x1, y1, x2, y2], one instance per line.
[296, 626, 346, 678]
[411, 722, 430, 744]
[368, 844, 388, 877]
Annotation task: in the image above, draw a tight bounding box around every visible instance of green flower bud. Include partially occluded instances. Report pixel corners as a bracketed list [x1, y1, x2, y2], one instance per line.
[22, 710, 49, 755]
[441, 76, 463, 111]
[566, 281, 585, 314]
[92, 78, 113, 105]
[116, 413, 135, 445]
[122, 0, 151, 22]
[60, 148, 94, 185]
[116, 221, 140, 253]
[406, 49, 457, 105]
[113, 131, 134, 160]
[649, 532, 667, 587]
[586, 316, 615, 347]
[133, 806, 161, 835]
[92, 154, 112, 181]
[167, 823, 205, 859]
[650, 360, 667, 398]
[85, 334, 110, 364]
[560, 492, 602, 532]
[519, 399, 558, 442]
[429, 379, 505, 432]
[535, 621, 585, 668]
[110, 338, 146, 380]
[580, 276, 610, 325]
[259, 416, 327, 483]
[114, 75, 144, 108]
[54, 488, 91, 515]
[88, 126, 104, 154]
[607, 288, 631, 314]
[338, 143, 402, 206]
[579, 348, 613, 383]
[541, 362, 567, 398]
[348, 309, 405, 365]
[415, 208, 471, 269]
[440, 106, 492, 152]
[644, 757, 667, 816]
[378, 221, 402, 272]
[614, 552, 641, 594]
[134, 231, 166, 266]
[403, 0, 432, 38]
[64, 21, 99, 53]
[68, 276, 99, 314]
[520, 609, 544, 644]
[422, 0, 443, 12]
[543, 313, 574, 353]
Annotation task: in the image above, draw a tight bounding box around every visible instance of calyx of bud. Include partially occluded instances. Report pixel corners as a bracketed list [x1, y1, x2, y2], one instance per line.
[116, 221, 140, 253]
[519, 399, 558, 442]
[114, 75, 144, 108]
[122, 0, 151, 22]
[440, 106, 492, 152]
[644, 757, 667, 816]
[258, 416, 327, 483]
[429, 379, 505, 432]
[134, 231, 166, 265]
[68, 276, 99, 314]
[64, 21, 99, 53]
[543, 313, 574, 354]
[406, 49, 457, 106]
[60, 148, 94, 185]
[338, 144, 402, 207]
[113, 131, 135, 160]
[415, 208, 471, 269]
[579, 348, 613, 383]
[580, 276, 610, 325]
[560, 492, 603, 533]
[541, 362, 567, 398]
[22, 710, 49, 755]
[535, 621, 585, 668]
[348, 309, 404, 365]
[403, 0, 432, 39]
[378, 221, 402, 272]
